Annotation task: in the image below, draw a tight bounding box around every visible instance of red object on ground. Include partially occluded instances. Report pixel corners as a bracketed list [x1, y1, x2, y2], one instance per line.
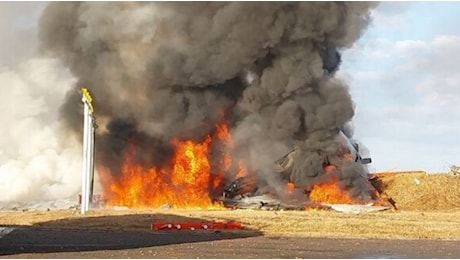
[151, 221, 243, 231]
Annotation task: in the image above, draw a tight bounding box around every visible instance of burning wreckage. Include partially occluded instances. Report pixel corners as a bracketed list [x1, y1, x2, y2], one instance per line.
[85, 126, 395, 212]
[220, 130, 394, 211]
[40, 2, 395, 212]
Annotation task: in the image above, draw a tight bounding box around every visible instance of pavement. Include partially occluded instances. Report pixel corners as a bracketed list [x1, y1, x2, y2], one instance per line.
[0, 226, 459, 258]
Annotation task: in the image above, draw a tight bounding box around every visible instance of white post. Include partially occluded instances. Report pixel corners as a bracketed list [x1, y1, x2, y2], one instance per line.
[81, 88, 95, 214]
[85, 113, 95, 210]
[88, 114, 95, 208]
[81, 96, 90, 214]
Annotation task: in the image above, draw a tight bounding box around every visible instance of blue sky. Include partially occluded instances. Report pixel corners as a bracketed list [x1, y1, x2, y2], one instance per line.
[340, 2, 460, 173]
[1, 2, 459, 175]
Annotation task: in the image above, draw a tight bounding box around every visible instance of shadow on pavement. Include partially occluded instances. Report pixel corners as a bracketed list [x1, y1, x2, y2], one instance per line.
[0, 213, 262, 256]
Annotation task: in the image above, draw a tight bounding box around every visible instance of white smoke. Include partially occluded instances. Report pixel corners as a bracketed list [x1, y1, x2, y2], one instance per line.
[0, 2, 82, 205]
[0, 58, 82, 204]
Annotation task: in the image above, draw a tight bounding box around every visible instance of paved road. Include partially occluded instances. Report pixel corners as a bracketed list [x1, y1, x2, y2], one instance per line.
[0, 227, 459, 258]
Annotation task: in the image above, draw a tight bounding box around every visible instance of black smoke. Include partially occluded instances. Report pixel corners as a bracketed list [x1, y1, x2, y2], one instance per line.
[38, 2, 379, 203]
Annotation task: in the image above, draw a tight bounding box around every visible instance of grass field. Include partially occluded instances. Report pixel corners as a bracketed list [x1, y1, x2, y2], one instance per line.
[1, 172, 459, 240]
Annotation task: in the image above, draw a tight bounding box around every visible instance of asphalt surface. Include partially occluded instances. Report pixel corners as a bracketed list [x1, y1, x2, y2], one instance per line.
[0, 226, 459, 258]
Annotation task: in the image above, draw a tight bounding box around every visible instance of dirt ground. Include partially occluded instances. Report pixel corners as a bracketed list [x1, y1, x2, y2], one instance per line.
[1, 227, 459, 258]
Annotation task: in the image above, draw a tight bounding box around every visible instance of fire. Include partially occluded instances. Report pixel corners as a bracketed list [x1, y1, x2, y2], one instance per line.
[287, 182, 295, 193]
[309, 153, 385, 205]
[215, 123, 232, 171]
[99, 120, 386, 209]
[235, 161, 248, 178]
[309, 154, 357, 204]
[215, 121, 248, 179]
[99, 120, 251, 209]
[100, 123, 235, 209]
[309, 178, 356, 204]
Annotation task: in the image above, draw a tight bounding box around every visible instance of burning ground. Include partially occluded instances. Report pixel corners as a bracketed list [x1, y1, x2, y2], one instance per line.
[37, 2, 383, 209]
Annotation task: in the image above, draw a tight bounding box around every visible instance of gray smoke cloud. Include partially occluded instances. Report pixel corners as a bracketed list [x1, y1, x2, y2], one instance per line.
[38, 2, 379, 203]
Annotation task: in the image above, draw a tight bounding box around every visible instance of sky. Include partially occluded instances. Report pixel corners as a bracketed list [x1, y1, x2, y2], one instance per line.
[0, 1, 459, 201]
[339, 2, 460, 173]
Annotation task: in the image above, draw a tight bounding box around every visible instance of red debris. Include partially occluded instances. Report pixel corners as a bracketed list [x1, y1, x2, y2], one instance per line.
[151, 221, 243, 231]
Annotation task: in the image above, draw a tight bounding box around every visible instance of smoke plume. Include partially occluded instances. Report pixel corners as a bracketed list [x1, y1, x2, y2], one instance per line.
[39, 2, 378, 202]
[0, 58, 82, 204]
[0, 2, 83, 206]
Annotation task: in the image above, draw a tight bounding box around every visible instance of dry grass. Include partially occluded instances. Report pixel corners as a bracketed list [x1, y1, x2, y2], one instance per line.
[0, 208, 459, 240]
[375, 171, 460, 211]
[1, 172, 459, 241]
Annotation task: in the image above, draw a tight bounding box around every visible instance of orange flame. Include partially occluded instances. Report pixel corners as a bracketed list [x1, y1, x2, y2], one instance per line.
[216, 123, 232, 171]
[287, 182, 295, 193]
[235, 161, 248, 178]
[215, 122, 248, 179]
[100, 124, 234, 209]
[100, 122, 384, 209]
[309, 151, 385, 205]
[309, 178, 356, 204]
[309, 152, 358, 204]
